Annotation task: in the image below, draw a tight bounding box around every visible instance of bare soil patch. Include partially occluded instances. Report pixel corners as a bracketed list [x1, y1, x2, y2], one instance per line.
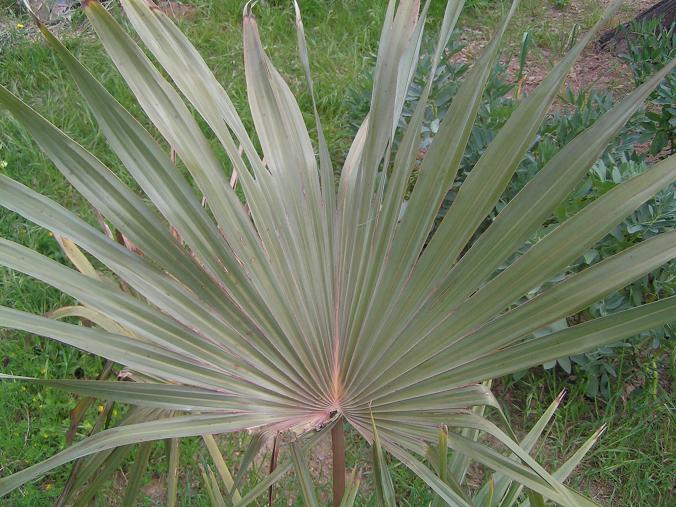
[455, 0, 658, 99]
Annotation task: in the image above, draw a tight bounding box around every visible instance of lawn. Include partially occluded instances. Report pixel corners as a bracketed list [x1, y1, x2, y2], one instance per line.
[0, 0, 673, 505]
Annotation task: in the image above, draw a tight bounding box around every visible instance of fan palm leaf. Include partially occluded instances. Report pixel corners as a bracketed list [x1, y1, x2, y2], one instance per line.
[0, 0, 674, 504]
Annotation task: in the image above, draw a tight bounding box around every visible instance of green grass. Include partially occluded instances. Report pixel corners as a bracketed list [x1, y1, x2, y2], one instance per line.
[0, 0, 673, 505]
[496, 349, 674, 505]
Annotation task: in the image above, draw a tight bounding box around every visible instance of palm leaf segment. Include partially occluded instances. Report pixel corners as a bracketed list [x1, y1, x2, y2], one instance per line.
[0, 0, 674, 502]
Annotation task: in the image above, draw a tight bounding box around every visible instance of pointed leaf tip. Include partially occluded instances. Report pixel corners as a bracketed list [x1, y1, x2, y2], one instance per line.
[19, 0, 42, 26]
[243, 0, 257, 18]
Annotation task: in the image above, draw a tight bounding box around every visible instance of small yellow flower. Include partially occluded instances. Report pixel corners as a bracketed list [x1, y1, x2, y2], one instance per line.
[112, 408, 119, 417]
[16, 23, 25, 29]
[40, 367, 47, 375]
[42, 432, 49, 439]
[44, 483, 53, 491]
[97, 404, 105, 413]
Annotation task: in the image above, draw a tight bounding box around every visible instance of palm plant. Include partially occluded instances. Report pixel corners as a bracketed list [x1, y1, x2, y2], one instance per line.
[0, 0, 674, 505]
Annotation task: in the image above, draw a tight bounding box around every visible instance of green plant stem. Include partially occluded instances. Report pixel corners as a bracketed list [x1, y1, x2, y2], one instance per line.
[332, 417, 346, 506]
[166, 437, 180, 507]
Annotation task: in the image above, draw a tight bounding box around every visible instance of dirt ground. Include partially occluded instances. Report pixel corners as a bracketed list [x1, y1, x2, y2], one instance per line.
[455, 0, 659, 98]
